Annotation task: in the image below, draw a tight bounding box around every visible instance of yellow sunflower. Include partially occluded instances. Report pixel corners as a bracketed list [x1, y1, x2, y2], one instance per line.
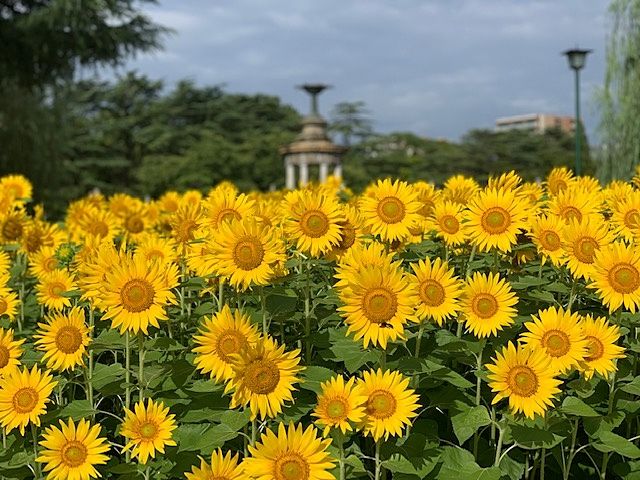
[431, 200, 467, 246]
[0, 365, 57, 434]
[203, 190, 255, 230]
[486, 342, 561, 419]
[520, 306, 588, 374]
[547, 187, 600, 224]
[610, 191, 640, 242]
[325, 204, 365, 260]
[100, 253, 178, 334]
[442, 175, 480, 205]
[0, 174, 32, 202]
[578, 315, 625, 380]
[465, 187, 528, 253]
[591, 241, 640, 313]
[359, 179, 421, 243]
[75, 207, 118, 243]
[0, 328, 24, 377]
[28, 246, 60, 280]
[528, 214, 566, 266]
[519, 181, 545, 207]
[37, 418, 110, 480]
[135, 234, 179, 267]
[192, 305, 260, 383]
[185, 449, 244, 480]
[562, 219, 613, 281]
[243, 422, 335, 480]
[312, 375, 366, 436]
[36, 269, 77, 311]
[357, 369, 420, 441]
[21, 219, 64, 256]
[206, 218, 286, 291]
[158, 191, 181, 214]
[603, 180, 635, 211]
[0, 209, 27, 243]
[487, 171, 522, 192]
[460, 272, 518, 338]
[283, 190, 344, 256]
[337, 265, 418, 349]
[0, 287, 20, 321]
[545, 167, 575, 196]
[409, 257, 462, 325]
[170, 202, 204, 246]
[225, 337, 303, 420]
[34, 307, 91, 372]
[334, 242, 398, 290]
[120, 399, 177, 464]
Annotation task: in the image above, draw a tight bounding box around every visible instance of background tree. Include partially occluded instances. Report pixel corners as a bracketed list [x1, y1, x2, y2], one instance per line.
[597, 0, 640, 181]
[329, 101, 374, 146]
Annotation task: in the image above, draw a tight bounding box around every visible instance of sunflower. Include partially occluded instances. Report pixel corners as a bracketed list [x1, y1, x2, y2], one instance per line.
[29, 246, 60, 280]
[460, 272, 518, 338]
[442, 175, 480, 205]
[519, 181, 545, 207]
[547, 187, 600, 224]
[225, 337, 303, 420]
[205, 218, 286, 291]
[120, 399, 177, 464]
[0, 174, 32, 202]
[431, 200, 467, 246]
[604, 180, 635, 211]
[487, 171, 522, 192]
[75, 207, 118, 243]
[0, 287, 20, 321]
[192, 305, 260, 383]
[0, 328, 24, 377]
[334, 242, 398, 290]
[21, 220, 64, 256]
[545, 167, 575, 196]
[243, 422, 335, 480]
[465, 187, 528, 253]
[37, 418, 110, 480]
[203, 189, 255, 230]
[283, 189, 344, 256]
[312, 375, 366, 436]
[578, 315, 625, 380]
[357, 369, 420, 441]
[0, 365, 57, 434]
[36, 270, 77, 311]
[528, 214, 566, 266]
[185, 449, 244, 480]
[158, 191, 181, 214]
[591, 241, 640, 313]
[170, 202, 204, 246]
[135, 234, 179, 266]
[100, 253, 178, 334]
[409, 257, 462, 325]
[0, 209, 26, 243]
[359, 179, 421, 243]
[486, 342, 561, 419]
[610, 191, 640, 242]
[520, 306, 588, 374]
[563, 218, 613, 281]
[337, 265, 417, 349]
[0, 250, 10, 272]
[34, 307, 91, 372]
[325, 204, 364, 260]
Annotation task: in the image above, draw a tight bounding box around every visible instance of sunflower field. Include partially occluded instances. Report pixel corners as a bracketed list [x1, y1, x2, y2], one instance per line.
[0, 168, 638, 480]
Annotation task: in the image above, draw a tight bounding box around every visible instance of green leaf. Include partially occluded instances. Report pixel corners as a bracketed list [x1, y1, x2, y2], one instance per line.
[91, 363, 125, 395]
[266, 292, 298, 315]
[561, 396, 600, 417]
[508, 423, 565, 449]
[451, 405, 491, 444]
[301, 366, 335, 393]
[438, 447, 502, 480]
[594, 431, 640, 458]
[328, 331, 378, 373]
[60, 400, 97, 420]
[621, 377, 640, 396]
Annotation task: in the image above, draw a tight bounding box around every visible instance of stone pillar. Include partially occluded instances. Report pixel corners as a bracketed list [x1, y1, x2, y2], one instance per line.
[333, 162, 342, 179]
[285, 159, 295, 190]
[299, 159, 309, 186]
[319, 161, 329, 182]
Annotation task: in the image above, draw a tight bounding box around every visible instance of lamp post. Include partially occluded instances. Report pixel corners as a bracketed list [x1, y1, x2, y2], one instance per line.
[563, 47, 592, 176]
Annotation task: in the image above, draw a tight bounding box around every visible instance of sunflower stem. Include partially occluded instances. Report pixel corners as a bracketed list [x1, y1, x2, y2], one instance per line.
[567, 281, 576, 310]
[31, 423, 42, 479]
[339, 436, 345, 480]
[304, 257, 312, 362]
[260, 287, 268, 335]
[218, 278, 225, 312]
[125, 331, 131, 462]
[473, 345, 484, 458]
[142, 465, 150, 480]
[563, 418, 579, 480]
[600, 370, 617, 480]
[374, 440, 382, 480]
[138, 332, 145, 402]
[493, 425, 504, 467]
[18, 281, 24, 333]
[540, 448, 546, 480]
[87, 308, 94, 419]
[251, 418, 257, 446]
[414, 322, 425, 358]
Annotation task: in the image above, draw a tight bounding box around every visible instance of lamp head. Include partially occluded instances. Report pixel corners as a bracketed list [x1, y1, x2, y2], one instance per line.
[563, 48, 592, 71]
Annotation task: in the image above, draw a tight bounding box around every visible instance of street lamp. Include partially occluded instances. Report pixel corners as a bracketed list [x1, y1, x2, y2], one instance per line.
[563, 47, 592, 176]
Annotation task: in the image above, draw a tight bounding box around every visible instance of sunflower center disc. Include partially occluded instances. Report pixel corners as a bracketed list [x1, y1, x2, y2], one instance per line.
[0, 346, 9, 368]
[55, 326, 83, 354]
[420, 280, 445, 306]
[2, 219, 23, 240]
[363, 288, 398, 324]
[301, 210, 329, 238]
[584, 335, 605, 361]
[575, 237, 597, 263]
[125, 215, 144, 234]
[542, 330, 570, 357]
[563, 207, 582, 223]
[233, 236, 265, 270]
[275, 453, 310, 480]
[139, 421, 158, 439]
[175, 219, 197, 243]
[472, 294, 498, 319]
[326, 398, 348, 420]
[0, 298, 7, 315]
[217, 208, 240, 225]
[625, 210, 640, 228]
[542, 231, 561, 251]
[609, 263, 640, 293]
[49, 282, 66, 297]
[121, 279, 155, 313]
[245, 359, 280, 394]
[367, 390, 397, 419]
[377, 197, 406, 224]
[482, 207, 510, 234]
[61, 441, 88, 467]
[216, 330, 247, 362]
[441, 215, 459, 234]
[508, 366, 539, 397]
[13, 387, 39, 413]
[90, 221, 109, 238]
[44, 257, 58, 272]
[337, 222, 356, 250]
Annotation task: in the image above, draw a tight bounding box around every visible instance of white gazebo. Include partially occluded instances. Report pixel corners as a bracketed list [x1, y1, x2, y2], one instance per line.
[280, 84, 346, 189]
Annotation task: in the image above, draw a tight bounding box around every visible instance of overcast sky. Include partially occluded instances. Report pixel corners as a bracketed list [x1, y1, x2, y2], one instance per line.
[118, 0, 609, 141]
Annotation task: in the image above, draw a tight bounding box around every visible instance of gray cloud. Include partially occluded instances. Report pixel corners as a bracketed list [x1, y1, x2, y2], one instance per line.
[121, 0, 608, 141]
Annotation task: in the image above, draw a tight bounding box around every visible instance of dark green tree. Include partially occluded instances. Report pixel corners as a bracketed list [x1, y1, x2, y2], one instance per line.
[329, 101, 374, 147]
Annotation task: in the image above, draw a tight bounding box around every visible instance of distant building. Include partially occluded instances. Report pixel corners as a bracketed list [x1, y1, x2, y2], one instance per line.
[495, 114, 575, 134]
